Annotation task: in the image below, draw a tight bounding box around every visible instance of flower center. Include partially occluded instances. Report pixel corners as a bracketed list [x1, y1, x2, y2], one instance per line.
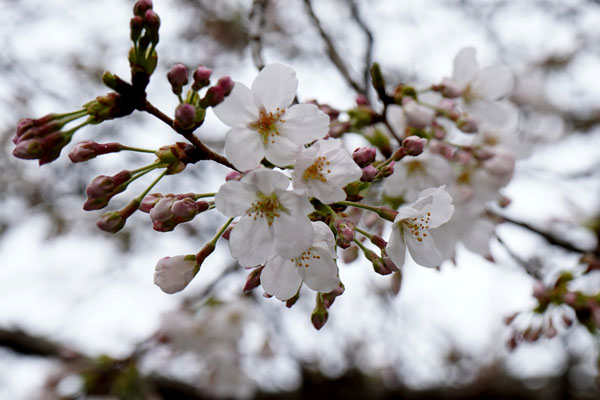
[402, 212, 431, 242]
[302, 156, 331, 183]
[252, 108, 286, 145]
[247, 193, 282, 226]
[290, 248, 320, 268]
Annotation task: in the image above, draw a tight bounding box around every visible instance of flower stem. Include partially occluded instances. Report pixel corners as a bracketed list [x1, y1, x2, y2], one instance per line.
[210, 218, 234, 246]
[120, 145, 157, 154]
[135, 169, 168, 202]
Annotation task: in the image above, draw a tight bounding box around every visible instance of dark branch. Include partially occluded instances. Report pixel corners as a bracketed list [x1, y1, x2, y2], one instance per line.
[346, 0, 374, 102]
[249, 0, 268, 71]
[302, 0, 365, 95]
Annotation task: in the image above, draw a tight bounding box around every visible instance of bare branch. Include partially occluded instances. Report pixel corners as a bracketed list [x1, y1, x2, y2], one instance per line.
[346, 0, 374, 101]
[302, 0, 365, 95]
[249, 0, 269, 71]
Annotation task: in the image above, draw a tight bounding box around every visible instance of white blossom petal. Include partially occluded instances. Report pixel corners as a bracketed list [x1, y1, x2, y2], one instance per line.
[154, 255, 198, 294]
[251, 63, 297, 111]
[243, 169, 290, 194]
[213, 83, 258, 127]
[452, 47, 479, 87]
[214, 180, 258, 217]
[277, 189, 313, 218]
[225, 127, 265, 171]
[278, 104, 329, 144]
[297, 245, 339, 293]
[273, 213, 313, 259]
[411, 187, 454, 228]
[264, 134, 302, 167]
[473, 65, 513, 101]
[386, 225, 407, 268]
[405, 229, 443, 268]
[466, 99, 507, 127]
[261, 255, 303, 300]
[229, 216, 274, 267]
[311, 221, 337, 257]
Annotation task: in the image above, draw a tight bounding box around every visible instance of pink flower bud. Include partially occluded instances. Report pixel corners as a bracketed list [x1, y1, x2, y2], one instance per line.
[175, 104, 196, 129]
[402, 136, 426, 156]
[130, 16, 144, 41]
[532, 280, 547, 302]
[438, 98, 456, 112]
[243, 266, 263, 292]
[380, 161, 395, 178]
[311, 307, 328, 330]
[563, 292, 577, 307]
[355, 94, 369, 106]
[68, 141, 122, 163]
[225, 171, 243, 181]
[144, 9, 160, 31]
[97, 211, 126, 233]
[140, 193, 163, 213]
[321, 284, 345, 309]
[371, 234, 387, 249]
[12, 139, 42, 160]
[167, 63, 189, 94]
[216, 76, 234, 96]
[352, 147, 377, 167]
[133, 0, 153, 17]
[439, 78, 462, 98]
[360, 165, 378, 182]
[457, 115, 479, 133]
[154, 254, 199, 294]
[171, 198, 198, 219]
[192, 66, 212, 91]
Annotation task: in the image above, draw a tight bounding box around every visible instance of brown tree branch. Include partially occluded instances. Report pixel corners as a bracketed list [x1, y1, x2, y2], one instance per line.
[346, 0, 374, 102]
[249, 0, 269, 71]
[302, 0, 365, 95]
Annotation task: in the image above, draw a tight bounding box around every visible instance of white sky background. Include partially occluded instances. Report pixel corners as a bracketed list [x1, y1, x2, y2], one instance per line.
[1, 0, 600, 397]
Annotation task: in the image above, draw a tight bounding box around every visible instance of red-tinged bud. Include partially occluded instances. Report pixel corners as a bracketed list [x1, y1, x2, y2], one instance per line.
[373, 257, 394, 275]
[457, 114, 479, 133]
[195, 201, 210, 213]
[285, 292, 300, 308]
[133, 0, 152, 17]
[243, 266, 263, 292]
[83, 171, 131, 211]
[371, 234, 387, 249]
[12, 139, 43, 160]
[144, 9, 160, 30]
[402, 136, 426, 156]
[154, 254, 199, 294]
[483, 150, 515, 178]
[376, 206, 398, 222]
[321, 283, 345, 309]
[97, 211, 126, 233]
[334, 219, 355, 243]
[380, 161, 395, 178]
[342, 245, 359, 263]
[532, 280, 547, 302]
[140, 193, 163, 213]
[167, 63, 189, 95]
[311, 307, 328, 331]
[192, 66, 212, 91]
[171, 198, 198, 219]
[438, 98, 456, 112]
[174, 104, 196, 129]
[112, 170, 133, 185]
[130, 16, 144, 42]
[429, 142, 455, 159]
[352, 147, 377, 167]
[390, 147, 406, 162]
[68, 141, 122, 163]
[196, 242, 216, 265]
[391, 270, 402, 295]
[360, 165, 378, 182]
[217, 76, 234, 96]
[439, 78, 462, 98]
[355, 94, 369, 106]
[226, 171, 243, 181]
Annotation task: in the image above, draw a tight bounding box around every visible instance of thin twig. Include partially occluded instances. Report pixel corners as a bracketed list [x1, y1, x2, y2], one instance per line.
[302, 0, 365, 95]
[249, 0, 268, 71]
[140, 99, 238, 171]
[494, 234, 543, 280]
[492, 211, 590, 254]
[346, 0, 374, 102]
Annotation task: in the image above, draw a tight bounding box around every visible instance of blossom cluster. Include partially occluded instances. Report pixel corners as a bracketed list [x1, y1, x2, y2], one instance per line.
[12, 0, 525, 330]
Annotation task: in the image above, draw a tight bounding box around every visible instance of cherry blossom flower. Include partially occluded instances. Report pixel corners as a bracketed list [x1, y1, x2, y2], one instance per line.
[213, 63, 330, 170]
[214, 168, 313, 267]
[383, 151, 453, 202]
[449, 47, 513, 126]
[292, 138, 362, 204]
[387, 186, 454, 268]
[261, 221, 339, 300]
[154, 255, 199, 294]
